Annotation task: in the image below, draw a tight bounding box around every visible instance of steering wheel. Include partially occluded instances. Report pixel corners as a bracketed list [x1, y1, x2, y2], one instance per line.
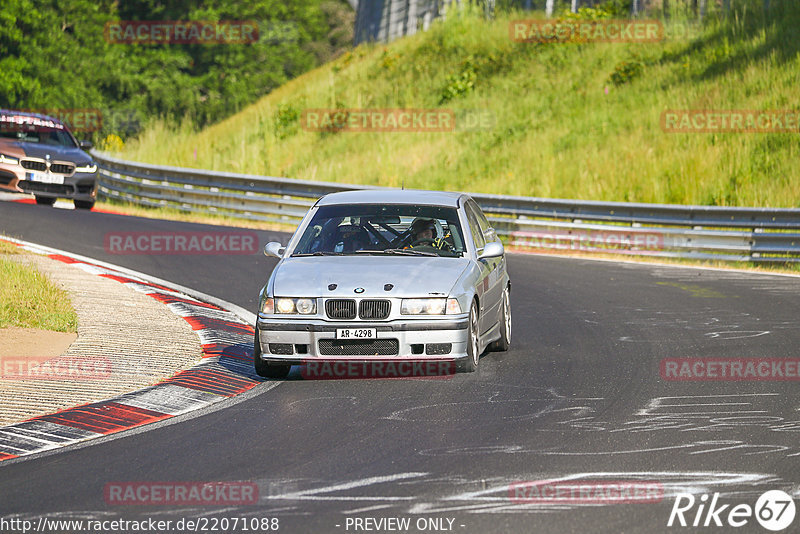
[410, 237, 437, 247]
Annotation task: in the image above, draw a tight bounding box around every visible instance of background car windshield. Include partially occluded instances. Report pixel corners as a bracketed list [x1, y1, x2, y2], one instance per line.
[0, 119, 77, 148]
[292, 204, 466, 257]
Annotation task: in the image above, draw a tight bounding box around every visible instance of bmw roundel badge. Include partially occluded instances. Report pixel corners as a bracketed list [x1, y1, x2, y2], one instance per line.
[354, 287, 365, 294]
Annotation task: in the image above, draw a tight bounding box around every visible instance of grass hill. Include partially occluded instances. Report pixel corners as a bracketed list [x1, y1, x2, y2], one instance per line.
[116, 1, 800, 207]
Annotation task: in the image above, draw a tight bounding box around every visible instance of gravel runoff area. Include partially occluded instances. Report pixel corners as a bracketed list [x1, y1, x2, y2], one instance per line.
[0, 252, 203, 425]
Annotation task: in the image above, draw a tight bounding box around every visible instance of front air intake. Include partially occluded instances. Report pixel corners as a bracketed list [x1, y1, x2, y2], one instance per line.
[325, 299, 356, 320]
[358, 299, 390, 320]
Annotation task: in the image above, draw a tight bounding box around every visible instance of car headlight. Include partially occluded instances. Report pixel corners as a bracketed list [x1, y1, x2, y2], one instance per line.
[271, 297, 316, 315]
[75, 163, 97, 173]
[0, 153, 19, 165]
[295, 298, 315, 314]
[401, 298, 461, 315]
[261, 298, 274, 314]
[276, 298, 296, 314]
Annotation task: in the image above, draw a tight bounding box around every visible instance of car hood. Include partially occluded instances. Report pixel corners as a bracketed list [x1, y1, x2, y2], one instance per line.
[272, 256, 470, 298]
[5, 141, 90, 164]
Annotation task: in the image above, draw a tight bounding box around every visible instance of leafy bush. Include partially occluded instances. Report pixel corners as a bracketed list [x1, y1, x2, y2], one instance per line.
[100, 134, 124, 152]
[608, 60, 644, 85]
[562, 0, 632, 19]
[440, 64, 478, 103]
[379, 49, 401, 70]
[274, 103, 300, 139]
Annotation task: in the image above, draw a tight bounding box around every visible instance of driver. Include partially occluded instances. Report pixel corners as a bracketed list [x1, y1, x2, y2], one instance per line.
[411, 217, 436, 243]
[407, 217, 450, 250]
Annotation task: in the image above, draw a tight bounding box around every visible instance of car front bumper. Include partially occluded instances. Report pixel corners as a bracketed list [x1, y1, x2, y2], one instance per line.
[256, 315, 470, 364]
[0, 164, 97, 202]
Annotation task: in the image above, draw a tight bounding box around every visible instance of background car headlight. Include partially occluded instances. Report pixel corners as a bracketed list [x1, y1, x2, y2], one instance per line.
[0, 153, 19, 165]
[75, 163, 97, 173]
[402, 298, 449, 315]
[273, 297, 316, 315]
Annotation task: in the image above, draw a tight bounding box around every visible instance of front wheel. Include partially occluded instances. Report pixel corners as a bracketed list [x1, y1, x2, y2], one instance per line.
[35, 196, 55, 206]
[489, 286, 511, 352]
[74, 199, 95, 210]
[253, 327, 291, 379]
[459, 301, 480, 373]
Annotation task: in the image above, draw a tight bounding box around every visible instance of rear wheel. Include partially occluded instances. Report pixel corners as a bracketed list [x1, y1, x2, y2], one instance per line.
[460, 301, 480, 373]
[74, 199, 95, 210]
[253, 327, 291, 379]
[34, 196, 55, 206]
[489, 286, 511, 352]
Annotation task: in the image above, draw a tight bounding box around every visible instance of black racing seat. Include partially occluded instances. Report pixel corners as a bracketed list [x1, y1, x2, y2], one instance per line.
[330, 224, 370, 252]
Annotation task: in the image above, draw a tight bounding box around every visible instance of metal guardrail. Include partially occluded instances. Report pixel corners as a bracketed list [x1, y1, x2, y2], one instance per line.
[92, 150, 800, 263]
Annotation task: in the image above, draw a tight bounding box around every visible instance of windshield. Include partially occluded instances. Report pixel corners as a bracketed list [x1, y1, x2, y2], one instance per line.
[0, 114, 77, 148]
[292, 203, 466, 258]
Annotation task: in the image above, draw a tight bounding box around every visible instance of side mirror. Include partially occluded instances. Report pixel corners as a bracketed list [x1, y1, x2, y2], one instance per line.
[79, 140, 93, 150]
[478, 240, 504, 260]
[264, 242, 285, 258]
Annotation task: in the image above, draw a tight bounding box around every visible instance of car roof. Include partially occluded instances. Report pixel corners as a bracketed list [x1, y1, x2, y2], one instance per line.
[0, 109, 65, 127]
[316, 189, 466, 208]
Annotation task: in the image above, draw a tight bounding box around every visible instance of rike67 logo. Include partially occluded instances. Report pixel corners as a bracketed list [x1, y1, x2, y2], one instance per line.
[668, 490, 796, 531]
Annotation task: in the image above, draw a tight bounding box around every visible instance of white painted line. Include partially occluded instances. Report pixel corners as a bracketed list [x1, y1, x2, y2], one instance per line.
[341, 504, 395, 514]
[115, 385, 222, 415]
[270, 472, 429, 500]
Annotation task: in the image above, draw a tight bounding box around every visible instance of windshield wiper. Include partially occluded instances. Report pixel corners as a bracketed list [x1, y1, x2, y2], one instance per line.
[381, 248, 438, 257]
[291, 251, 344, 256]
[353, 250, 390, 255]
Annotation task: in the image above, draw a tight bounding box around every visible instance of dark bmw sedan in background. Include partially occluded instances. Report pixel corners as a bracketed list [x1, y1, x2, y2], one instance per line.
[0, 109, 98, 209]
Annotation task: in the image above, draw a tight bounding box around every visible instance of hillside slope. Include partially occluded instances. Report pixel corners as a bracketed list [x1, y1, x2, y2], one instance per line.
[118, 2, 800, 207]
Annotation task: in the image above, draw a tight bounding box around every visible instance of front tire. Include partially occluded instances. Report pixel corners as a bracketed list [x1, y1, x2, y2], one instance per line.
[74, 199, 95, 210]
[35, 196, 55, 206]
[460, 301, 480, 373]
[489, 285, 511, 352]
[253, 327, 291, 379]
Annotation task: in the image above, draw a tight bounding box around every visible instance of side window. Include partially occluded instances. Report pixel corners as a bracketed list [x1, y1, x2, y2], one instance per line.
[467, 199, 495, 242]
[467, 200, 489, 233]
[465, 204, 486, 251]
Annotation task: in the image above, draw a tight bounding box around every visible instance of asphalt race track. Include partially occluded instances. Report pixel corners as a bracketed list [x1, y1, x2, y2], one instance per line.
[1, 199, 799, 533]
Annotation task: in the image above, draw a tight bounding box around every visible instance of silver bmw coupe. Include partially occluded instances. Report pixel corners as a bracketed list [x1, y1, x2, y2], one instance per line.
[255, 190, 511, 378]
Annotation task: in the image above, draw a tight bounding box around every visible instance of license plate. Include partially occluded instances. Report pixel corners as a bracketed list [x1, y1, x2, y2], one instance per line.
[25, 172, 63, 185]
[335, 328, 376, 340]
